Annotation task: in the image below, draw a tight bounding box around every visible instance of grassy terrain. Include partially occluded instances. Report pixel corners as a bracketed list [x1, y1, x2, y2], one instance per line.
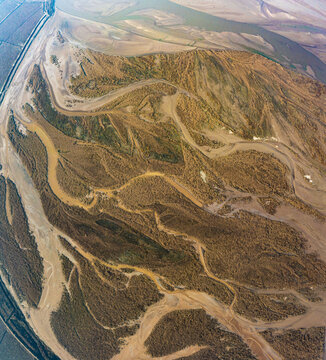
[8, 47, 326, 358]
[9, 109, 326, 327]
[60, 255, 74, 282]
[234, 286, 306, 322]
[212, 151, 290, 196]
[51, 270, 122, 360]
[145, 309, 256, 359]
[0, 174, 43, 308]
[29, 65, 183, 164]
[68, 49, 326, 166]
[261, 328, 325, 360]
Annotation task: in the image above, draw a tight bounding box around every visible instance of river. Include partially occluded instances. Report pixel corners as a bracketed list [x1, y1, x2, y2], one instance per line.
[56, 0, 326, 83]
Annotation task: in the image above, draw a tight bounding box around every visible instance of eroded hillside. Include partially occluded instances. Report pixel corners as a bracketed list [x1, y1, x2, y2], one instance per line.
[5, 45, 326, 360]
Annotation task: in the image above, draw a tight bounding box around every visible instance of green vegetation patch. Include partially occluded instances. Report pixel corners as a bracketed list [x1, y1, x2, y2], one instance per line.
[261, 328, 325, 360]
[28, 65, 122, 149]
[96, 216, 184, 265]
[60, 255, 74, 282]
[0, 175, 43, 307]
[145, 309, 256, 359]
[51, 270, 122, 360]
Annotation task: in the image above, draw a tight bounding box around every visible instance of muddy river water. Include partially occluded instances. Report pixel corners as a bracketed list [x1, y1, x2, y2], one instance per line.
[56, 0, 326, 83]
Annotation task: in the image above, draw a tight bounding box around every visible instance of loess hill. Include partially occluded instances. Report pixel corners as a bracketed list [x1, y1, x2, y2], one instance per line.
[6, 48, 326, 359]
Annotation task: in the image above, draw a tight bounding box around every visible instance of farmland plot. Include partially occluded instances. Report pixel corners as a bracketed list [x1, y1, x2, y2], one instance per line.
[0, 2, 43, 42]
[7, 7, 43, 45]
[0, 0, 22, 23]
[0, 1, 43, 90]
[0, 42, 20, 85]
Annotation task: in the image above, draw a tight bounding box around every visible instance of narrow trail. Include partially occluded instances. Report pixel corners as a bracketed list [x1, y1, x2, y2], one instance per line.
[41, 61, 194, 115]
[96, 171, 203, 208]
[16, 113, 204, 214]
[39, 67, 326, 213]
[154, 211, 238, 306]
[196, 244, 238, 310]
[16, 116, 97, 210]
[152, 345, 208, 360]
[61, 222, 282, 360]
[40, 49, 326, 214]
